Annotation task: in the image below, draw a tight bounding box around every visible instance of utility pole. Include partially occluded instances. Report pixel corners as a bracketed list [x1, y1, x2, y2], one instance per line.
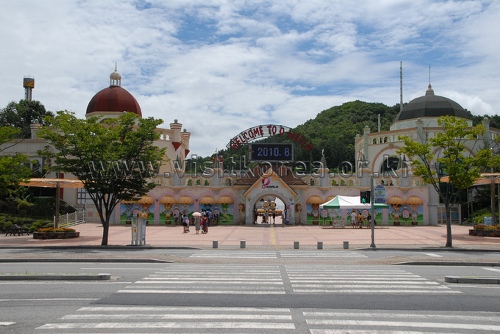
[370, 174, 376, 249]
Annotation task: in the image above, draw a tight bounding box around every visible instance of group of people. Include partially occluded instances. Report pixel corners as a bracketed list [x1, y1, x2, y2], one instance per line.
[182, 214, 209, 234]
[350, 209, 373, 228]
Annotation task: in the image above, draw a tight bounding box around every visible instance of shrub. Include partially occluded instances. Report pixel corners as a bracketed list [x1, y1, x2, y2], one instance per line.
[473, 224, 500, 231]
[37, 227, 76, 233]
[29, 220, 51, 233]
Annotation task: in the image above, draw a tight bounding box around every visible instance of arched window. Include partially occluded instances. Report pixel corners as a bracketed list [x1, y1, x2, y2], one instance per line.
[380, 156, 400, 176]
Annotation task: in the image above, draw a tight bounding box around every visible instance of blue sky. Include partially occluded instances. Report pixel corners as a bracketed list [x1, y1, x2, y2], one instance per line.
[1, 0, 498, 157]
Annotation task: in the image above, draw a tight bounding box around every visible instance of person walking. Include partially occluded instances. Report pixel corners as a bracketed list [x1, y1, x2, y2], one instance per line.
[357, 210, 363, 228]
[201, 215, 209, 234]
[350, 209, 357, 228]
[182, 215, 190, 233]
[194, 215, 201, 234]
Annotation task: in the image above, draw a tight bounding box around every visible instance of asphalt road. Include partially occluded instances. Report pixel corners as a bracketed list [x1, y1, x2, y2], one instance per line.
[1, 249, 500, 333]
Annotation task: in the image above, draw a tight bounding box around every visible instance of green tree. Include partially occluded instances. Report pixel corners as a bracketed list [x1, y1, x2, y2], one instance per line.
[397, 116, 489, 247]
[38, 111, 166, 245]
[0, 100, 54, 138]
[0, 126, 31, 198]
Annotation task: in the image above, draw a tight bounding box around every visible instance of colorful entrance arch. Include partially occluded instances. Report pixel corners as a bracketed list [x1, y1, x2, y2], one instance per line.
[227, 124, 314, 151]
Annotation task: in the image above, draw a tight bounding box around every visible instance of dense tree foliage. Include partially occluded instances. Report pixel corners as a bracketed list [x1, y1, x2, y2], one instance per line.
[0, 126, 31, 198]
[0, 100, 54, 138]
[292, 101, 400, 169]
[38, 111, 166, 245]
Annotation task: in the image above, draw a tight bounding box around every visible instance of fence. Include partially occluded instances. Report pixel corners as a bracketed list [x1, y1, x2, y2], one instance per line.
[55, 210, 86, 228]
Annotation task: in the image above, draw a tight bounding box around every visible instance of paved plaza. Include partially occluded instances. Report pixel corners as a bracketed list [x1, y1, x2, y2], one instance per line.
[1, 223, 499, 251]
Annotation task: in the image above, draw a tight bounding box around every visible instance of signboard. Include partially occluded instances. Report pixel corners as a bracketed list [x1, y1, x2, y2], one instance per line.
[227, 124, 313, 151]
[249, 143, 294, 161]
[374, 184, 386, 203]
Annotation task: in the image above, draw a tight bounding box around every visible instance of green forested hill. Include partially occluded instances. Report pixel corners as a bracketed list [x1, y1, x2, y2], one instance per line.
[291, 101, 400, 169]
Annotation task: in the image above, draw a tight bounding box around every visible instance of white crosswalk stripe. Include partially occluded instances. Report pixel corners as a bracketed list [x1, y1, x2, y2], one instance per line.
[190, 250, 278, 258]
[287, 267, 461, 294]
[280, 251, 367, 258]
[36, 306, 295, 332]
[189, 250, 368, 259]
[118, 264, 286, 295]
[0, 322, 15, 326]
[305, 310, 500, 333]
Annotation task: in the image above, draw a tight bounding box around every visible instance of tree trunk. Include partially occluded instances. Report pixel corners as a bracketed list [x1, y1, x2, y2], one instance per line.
[445, 202, 453, 248]
[101, 220, 109, 246]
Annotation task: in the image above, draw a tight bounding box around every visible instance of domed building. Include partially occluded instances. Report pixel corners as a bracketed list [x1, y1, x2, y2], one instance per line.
[86, 68, 142, 118]
[354, 84, 498, 225]
[391, 84, 471, 130]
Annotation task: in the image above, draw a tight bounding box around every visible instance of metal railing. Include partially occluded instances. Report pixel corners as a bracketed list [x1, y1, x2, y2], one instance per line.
[55, 209, 86, 228]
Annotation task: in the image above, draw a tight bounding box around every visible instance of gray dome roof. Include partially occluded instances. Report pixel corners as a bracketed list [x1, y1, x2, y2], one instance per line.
[394, 84, 469, 121]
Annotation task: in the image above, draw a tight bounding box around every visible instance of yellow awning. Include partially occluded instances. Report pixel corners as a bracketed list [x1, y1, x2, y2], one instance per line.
[199, 196, 215, 204]
[178, 196, 194, 204]
[217, 195, 233, 204]
[387, 196, 404, 205]
[159, 195, 176, 204]
[306, 195, 323, 204]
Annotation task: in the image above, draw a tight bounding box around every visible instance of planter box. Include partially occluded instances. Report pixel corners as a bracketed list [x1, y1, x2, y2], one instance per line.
[469, 229, 500, 237]
[33, 231, 80, 239]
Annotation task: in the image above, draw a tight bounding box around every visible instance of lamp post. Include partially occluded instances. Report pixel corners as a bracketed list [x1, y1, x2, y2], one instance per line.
[370, 174, 376, 249]
[491, 175, 496, 226]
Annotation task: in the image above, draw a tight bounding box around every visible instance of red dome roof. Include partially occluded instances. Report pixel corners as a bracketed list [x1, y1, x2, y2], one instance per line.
[86, 86, 142, 117]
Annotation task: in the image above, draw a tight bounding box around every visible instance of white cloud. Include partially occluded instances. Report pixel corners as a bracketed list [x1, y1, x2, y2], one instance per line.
[0, 0, 498, 157]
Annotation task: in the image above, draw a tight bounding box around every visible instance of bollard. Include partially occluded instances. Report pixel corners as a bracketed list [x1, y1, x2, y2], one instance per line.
[213, 240, 218, 249]
[343, 241, 349, 249]
[317, 241, 323, 250]
[294, 241, 299, 249]
[240, 240, 246, 249]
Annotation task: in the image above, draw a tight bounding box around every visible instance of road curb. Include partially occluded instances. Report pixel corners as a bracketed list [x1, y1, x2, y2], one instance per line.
[0, 273, 111, 280]
[445, 276, 500, 284]
[399, 261, 500, 267]
[0, 258, 170, 263]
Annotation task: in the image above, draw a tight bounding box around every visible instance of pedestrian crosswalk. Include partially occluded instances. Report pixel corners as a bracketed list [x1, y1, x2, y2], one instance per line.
[36, 306, 296, 332]
[34, 306, 500, 333]
[189, 250, 368, 259]
[113, 264, 458, 296]
[304, 310, 500, 333]
[280, 251, 367, 258]
[287, 267, 460, 294]
[190, 250, 278, 259]
[118, 264, 286, 295]
[33, 264, 473, 333]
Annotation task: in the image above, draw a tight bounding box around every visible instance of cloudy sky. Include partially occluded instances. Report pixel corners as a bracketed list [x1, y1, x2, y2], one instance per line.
[1, 0, 498, 157]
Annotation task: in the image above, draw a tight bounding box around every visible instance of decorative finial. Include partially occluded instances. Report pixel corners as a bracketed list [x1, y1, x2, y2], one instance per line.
[428, 63, 431, 85]
[110, 64, 122, 86]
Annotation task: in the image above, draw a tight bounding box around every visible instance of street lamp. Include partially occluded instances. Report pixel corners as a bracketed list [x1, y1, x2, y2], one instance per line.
[370, 174, 376, 249]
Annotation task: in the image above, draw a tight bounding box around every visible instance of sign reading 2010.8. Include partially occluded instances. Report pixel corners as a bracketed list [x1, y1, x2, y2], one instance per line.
[250, 143, 294, 161]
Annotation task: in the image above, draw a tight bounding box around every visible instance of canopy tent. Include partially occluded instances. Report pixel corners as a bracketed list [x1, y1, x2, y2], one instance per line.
[20, 178, 84, 188]
[320, 195, 389, 210]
